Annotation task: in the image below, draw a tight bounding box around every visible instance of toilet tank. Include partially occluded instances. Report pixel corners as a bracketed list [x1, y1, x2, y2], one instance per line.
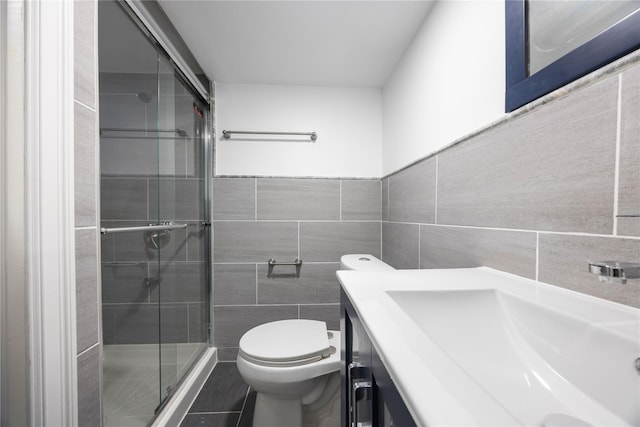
[339, 254, 395, 271]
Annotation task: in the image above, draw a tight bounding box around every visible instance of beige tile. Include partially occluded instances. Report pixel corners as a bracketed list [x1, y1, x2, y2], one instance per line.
[257, 179, 340, 220]
[257, 263, 340, 304]
[300, 222, 381, 262]
[213, 264, 257, 305]
[389, 158, 436, 224]
[100, 178, 148, 221]
[149, 178, 205, 221]
[74, 103, 96, 227]
[341, 180, 381, 220]
[76, 229, 99, 353]
[77, 345, 101, 427]
[74, 0, 96, 108]
[213, 221, 298, 263]
[419, 225, 537, 279]
[299, 304, 340, 330]
[213, 305, 297, 348]
[437, 75, 619, 234]
[539, 233, 640, 307]
[213, 178, 255, 220]
[618, 66, 640, 237]
[382, 222, 419, 269]
[382, 178, 389, 221]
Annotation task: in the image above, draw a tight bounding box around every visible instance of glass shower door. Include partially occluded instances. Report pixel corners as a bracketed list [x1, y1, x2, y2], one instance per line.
[98, 1, 210, 425]
[155, 53, 209, 404]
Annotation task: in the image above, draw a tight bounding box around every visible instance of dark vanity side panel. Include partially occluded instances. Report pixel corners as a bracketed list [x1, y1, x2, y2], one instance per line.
[341, 288, 416, 427]
[371, 347, 417, 427]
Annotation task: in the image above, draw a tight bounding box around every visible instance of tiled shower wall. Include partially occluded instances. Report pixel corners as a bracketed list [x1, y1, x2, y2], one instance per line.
[99, 72, 208, 345]
[74, 0, 102, 425]
[381, 60, 640, 308]
[212, 178, 381, 360]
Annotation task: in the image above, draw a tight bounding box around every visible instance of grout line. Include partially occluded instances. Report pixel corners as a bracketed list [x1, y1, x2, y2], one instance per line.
[255, 264, 258, 305]
[77, 341, 100, 358]
[74, 226, 97, 231]
[365, 221, 640, 240]
[213, 261, 340, 265]
[235, 387, 252, 427]
[254, 178, 258, 220]
[211, 219, 381, 223]
[612, 74, 623, 236]
[73, 98, 97, 113]
[535, 232, 539, 282]
[212, 303, 339, 308]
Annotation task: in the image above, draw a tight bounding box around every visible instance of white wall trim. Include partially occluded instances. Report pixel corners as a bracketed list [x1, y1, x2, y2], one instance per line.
[25, 1, 78, 425]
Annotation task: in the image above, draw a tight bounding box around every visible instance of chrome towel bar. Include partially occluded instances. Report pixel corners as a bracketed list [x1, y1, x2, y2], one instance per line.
[100, 222, 189, 235]
[222, 130, 317, 141]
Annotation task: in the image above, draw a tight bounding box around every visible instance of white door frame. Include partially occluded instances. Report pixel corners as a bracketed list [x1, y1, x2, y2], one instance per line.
[24, 0, 78, 425]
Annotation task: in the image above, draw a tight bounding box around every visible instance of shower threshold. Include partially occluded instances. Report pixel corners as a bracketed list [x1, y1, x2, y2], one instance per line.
[102, 343, 208, 427]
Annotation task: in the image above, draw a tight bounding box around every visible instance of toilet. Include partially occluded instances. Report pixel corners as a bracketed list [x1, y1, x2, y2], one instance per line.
[236, 254, 393, 427]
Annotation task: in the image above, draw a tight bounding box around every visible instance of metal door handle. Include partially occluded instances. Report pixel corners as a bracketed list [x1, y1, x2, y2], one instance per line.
[352, 380, 372, 427]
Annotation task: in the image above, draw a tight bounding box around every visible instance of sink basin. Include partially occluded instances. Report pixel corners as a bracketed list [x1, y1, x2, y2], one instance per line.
[337, 267, 640, 426]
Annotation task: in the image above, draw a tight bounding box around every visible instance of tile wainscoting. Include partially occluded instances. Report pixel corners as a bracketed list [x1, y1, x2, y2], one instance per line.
[382, 60, 640, 308]
[212, 178, 381, 360]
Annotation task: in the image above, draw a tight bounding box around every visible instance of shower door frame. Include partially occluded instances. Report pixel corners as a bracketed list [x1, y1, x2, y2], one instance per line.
[102, 0, 213, 420]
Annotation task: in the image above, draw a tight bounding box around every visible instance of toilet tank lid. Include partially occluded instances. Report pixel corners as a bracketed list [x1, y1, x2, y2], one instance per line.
[340, 254, 395, 271]
[239, 319, 330, 363]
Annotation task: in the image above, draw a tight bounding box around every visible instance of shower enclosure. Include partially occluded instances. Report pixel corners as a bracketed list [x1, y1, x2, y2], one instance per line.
[98, 2, 210, 425]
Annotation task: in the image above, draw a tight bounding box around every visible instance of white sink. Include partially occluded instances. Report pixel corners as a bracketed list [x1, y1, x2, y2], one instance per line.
[337, 267, 640, 426]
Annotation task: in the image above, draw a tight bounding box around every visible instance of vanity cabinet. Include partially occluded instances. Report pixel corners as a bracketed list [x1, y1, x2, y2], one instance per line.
[341, 289, 416, 427]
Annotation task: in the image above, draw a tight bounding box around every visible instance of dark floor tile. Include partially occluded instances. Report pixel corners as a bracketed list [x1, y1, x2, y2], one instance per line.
[189, 363, 248, 413]
[237, 389, 257, 427]
[180, 413, 240, 427]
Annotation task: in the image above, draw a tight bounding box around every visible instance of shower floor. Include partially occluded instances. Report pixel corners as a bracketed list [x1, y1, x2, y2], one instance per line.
[103, 343, 205, 427]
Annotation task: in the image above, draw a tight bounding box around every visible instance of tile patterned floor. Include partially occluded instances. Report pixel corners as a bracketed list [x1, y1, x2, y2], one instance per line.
[180, 362, 256, 427]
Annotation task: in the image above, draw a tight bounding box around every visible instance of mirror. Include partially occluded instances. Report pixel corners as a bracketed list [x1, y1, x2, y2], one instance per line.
[505, 0, 640, 112]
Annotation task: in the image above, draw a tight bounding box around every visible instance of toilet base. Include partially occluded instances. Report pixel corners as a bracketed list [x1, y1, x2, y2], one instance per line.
[253, 393, 302, 427]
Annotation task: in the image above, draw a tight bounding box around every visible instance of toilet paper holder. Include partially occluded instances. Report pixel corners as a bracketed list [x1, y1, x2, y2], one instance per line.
[267, 258, 303, 278]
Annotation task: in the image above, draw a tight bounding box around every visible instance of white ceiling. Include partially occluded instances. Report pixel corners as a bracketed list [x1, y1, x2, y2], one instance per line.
[157, 0, 434, 88]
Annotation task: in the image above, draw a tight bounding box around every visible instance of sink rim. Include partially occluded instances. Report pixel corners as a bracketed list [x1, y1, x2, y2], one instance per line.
[337, 267, 640, 427]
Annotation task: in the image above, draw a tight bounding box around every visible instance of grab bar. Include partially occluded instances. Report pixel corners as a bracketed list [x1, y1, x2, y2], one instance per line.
[222, 130, 317, 141]
[267, 258, 303, 278]
[100, 222, 188, 235]
[267, 258, 303, 266]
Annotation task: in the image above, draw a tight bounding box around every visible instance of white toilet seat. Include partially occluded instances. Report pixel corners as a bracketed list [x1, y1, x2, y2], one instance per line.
[239, 319, 332, 366]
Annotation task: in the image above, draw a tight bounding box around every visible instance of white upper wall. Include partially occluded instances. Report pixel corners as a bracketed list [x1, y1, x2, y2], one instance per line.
[382, 0, 505, 175]
[215, 83, 383, 177]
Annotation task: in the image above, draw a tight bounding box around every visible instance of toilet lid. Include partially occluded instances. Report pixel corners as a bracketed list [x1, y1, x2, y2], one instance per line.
[239, 319, 331, 366]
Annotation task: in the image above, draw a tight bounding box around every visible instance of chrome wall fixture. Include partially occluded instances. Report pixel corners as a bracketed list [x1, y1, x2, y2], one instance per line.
[588, 261, 640, 284]
[267, 258, 303, 278]
[100, 127, 189, 138]
[222, 130, 317, 141]
[99, 221, 210, 235]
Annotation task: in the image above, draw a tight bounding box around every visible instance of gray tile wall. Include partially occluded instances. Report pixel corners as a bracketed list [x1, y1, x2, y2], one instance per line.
[382, 61, 640, 308]
[99, 71, 209, 347]
[74, 0, 101, 425]
[212, 178, 381, 360]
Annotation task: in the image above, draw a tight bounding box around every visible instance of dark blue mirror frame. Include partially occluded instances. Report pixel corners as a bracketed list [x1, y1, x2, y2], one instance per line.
[505, 0, 640, 112]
